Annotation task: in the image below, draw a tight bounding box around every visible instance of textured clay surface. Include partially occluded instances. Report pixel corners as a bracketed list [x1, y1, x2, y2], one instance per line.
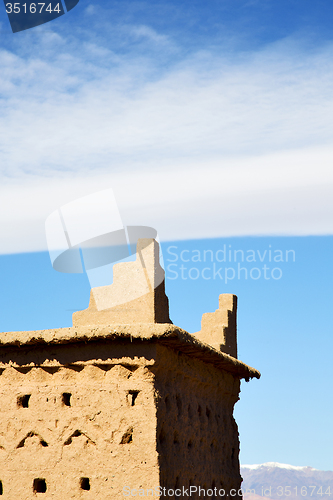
[0, 238, 260, 498]
[0, 342, 159, 498]
[153, 344, 242, 499]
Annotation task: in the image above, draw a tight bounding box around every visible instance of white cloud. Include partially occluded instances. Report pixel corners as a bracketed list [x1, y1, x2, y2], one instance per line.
[129, 25, 171, 45]
[1, 145, 333, 254]
[84, 4, 96, 16]
[1, 30, 333, 253]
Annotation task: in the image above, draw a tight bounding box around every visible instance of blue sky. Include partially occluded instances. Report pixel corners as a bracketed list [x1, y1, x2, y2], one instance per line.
[0, 0, 333, 472]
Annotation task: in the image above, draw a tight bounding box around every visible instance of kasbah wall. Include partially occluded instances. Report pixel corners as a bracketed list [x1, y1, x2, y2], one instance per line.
[0, 239, 260, 499]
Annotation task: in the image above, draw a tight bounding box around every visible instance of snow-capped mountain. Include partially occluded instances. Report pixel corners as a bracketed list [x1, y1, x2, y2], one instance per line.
[242, 462, 317, 472]
[241, 462, 333, 500]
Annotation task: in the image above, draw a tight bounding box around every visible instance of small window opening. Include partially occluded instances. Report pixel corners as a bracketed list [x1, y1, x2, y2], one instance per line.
[33, 478, 47, 493]
[80, 478, 90, 491]
[17, 394, 31, 408]
[17, 432, 49, 449]
[0, 480, 3, 495]
[127, 390, 139, 406]
[64, 430, 82, 445]
[120, 427, 133, 444]
[62, 393, 72, 407]
[206, 406, 211, 419]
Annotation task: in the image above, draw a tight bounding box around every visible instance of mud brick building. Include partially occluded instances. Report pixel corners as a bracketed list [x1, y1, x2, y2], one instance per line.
[0, 239, 260, 498]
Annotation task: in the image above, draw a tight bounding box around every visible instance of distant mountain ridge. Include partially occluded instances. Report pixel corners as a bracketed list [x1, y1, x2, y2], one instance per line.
[241, 462, 333, 500]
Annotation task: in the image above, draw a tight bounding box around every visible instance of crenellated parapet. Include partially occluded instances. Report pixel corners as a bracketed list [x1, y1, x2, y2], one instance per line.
[0, 238, 259, 499]
[73, 239, 172, 326]
[193, 294, 238, 357]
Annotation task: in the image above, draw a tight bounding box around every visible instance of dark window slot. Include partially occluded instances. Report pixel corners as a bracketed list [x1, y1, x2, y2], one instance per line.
[17, 394, 31, 408]
[62, 393, 72, 407]
[120, 427, 133, 444]
[33, 478, 47, 493]
[127, 390, 139, 406]
[80, 477, 91, 491]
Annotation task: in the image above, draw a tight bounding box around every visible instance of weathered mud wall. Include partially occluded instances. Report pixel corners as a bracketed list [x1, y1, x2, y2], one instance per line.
[0, 238, 259, 498]
[153, 344, 242, 500]
[0, 342, 159, 499]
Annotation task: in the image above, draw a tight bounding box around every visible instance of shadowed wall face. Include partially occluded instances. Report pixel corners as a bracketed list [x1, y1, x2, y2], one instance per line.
[0, 239, 259, 498]
[153, 344, 242, 500]
[0, 339, 244, 499]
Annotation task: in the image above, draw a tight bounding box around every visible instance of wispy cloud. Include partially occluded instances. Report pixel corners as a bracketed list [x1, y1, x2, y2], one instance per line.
[1, 25, 333, 253]
[128, 25, 171, 45]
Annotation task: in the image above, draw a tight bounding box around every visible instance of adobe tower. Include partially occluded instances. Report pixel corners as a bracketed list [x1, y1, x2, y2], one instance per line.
[0, 239, 260, 499]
